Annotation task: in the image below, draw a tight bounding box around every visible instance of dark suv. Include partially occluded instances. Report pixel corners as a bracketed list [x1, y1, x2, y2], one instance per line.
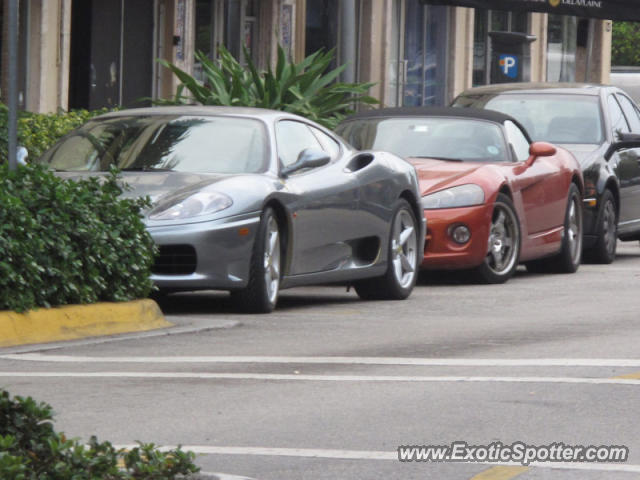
[453, 83, 640, 263]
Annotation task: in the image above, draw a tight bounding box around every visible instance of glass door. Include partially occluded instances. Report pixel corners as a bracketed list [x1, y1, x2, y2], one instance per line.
[387, 0, 449, 107]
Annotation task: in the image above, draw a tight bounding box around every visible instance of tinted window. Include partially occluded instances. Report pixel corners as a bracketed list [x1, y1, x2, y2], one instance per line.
[337, 117, 509, 163]
[504, 121, 530, 162]
[38, 115, 268, 173]
[616, 94, 640, 132]
[481, 94, 604, 144]
[275, 121, 323, 167]
[608, 95, 631, 137]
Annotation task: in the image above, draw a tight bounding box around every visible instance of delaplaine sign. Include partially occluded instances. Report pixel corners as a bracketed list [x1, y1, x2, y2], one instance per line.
[419, 0, 640, 21]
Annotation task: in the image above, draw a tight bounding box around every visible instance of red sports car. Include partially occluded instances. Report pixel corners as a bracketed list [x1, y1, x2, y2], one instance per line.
[336, 107, 584, 283]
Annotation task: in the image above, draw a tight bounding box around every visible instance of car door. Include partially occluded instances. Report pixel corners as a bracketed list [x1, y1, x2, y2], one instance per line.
[275, 120, 361, 275]
[505, 120, 566, 236]
[612, 93, 640, 234]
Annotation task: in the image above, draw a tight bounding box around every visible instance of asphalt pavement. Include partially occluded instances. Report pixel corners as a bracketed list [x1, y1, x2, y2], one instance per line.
[1, 241, 639, 480]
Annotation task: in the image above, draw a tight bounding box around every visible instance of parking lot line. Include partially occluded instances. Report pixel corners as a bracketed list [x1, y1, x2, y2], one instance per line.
[469, 466, 529, 480]
[4, 353, 640, 367]
[2, 371, 640, 385]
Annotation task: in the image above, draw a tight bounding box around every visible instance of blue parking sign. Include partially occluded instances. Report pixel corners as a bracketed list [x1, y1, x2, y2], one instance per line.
[499, 54, 518, 79]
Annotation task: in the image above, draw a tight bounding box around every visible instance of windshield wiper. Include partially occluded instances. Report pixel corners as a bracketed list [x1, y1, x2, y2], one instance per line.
[120, 167, 173, 172]
[411, 156, 464, 162]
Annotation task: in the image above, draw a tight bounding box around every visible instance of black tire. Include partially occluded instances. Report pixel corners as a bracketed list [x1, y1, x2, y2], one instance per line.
[586, 189, 617, 264]
[474, 193, 521, 284]
[231, 207, 281, 313]
[354, 199, 419, 300]
[525, 183, 583, 274]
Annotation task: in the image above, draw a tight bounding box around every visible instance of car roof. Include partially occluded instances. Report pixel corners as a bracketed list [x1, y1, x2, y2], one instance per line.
[342, 106, 517, 125]
[457, 82, 606, 97]
[96, 105, 307, 122]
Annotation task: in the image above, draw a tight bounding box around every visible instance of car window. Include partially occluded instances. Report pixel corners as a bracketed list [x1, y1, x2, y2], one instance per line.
[309, 125, 341, 160]
[482, 94, 604, 144]
[504, 121, 530, 162]
[616, 94, 640, 132]
[38, 115, 269, 173]
[336, 117, 509, 163]
[607, 95, 631, 138]
[275, 120, 323, 167]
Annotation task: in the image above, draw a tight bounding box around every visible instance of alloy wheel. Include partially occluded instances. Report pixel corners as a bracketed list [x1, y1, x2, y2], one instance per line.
[263, 216, 280, 305]
[391, 209, 418, 289]
[486, 204, 519, 275]
[602, 199, 617, 256]
[567, 195, 582, 264]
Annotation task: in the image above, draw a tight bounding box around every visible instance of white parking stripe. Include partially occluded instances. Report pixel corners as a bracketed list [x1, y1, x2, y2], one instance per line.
[4, 353, 640, 367]
[114, 445, 640, 473]
[2, 371, 640, 385]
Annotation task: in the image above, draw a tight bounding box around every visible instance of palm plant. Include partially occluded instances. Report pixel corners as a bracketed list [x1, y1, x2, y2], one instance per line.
[158, 45, 378, 129]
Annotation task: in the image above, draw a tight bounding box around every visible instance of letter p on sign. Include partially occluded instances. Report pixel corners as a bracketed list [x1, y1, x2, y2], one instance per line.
[499, 54, 518, 79]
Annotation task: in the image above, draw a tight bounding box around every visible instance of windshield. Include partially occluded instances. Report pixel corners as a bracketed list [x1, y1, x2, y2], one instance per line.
[37, 115, 268, 174]
[482, 94, 604, 145]
[336, 117, 510, 162]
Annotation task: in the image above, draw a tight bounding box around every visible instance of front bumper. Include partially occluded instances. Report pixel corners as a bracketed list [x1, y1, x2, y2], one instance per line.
[147, 212, 260, 291]
[421, 204, 492, 270]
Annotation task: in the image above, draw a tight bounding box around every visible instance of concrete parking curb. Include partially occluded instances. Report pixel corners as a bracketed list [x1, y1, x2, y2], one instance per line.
[0, 299, 172, 348]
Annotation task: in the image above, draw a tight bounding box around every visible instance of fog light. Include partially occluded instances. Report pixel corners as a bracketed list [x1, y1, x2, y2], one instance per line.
[451, 224, 471, 244]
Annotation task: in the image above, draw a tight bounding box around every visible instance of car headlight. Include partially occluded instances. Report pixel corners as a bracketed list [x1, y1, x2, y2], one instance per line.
[149, 191, 233, 221]
[421, 184, 485, 209]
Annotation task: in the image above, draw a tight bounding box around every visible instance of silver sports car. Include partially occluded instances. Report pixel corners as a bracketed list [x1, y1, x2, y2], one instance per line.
[37, 106, 425, 312]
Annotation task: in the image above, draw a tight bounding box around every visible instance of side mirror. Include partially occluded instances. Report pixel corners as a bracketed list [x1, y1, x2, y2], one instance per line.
[604, 132, 640, 161]
[525, 141, 556, 166]
[281, 148, 331, 177]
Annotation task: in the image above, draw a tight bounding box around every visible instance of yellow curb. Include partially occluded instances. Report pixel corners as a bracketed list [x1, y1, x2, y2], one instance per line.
[613, 371, 640, 380]
[0, 299, 172, 347]
[470, 466, 529, 480]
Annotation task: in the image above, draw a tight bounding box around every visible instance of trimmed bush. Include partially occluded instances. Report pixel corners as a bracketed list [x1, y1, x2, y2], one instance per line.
[0, 105, 107, 164]
[0, 164, 156, 312]
[0, 389, 200, 479]
[159, 44, 378, 129]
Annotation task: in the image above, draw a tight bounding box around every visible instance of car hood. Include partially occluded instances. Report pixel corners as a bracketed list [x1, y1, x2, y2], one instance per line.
[408, 158, 484, 195]
[56, 171, 230, 204]
[555, 144, 601, 167]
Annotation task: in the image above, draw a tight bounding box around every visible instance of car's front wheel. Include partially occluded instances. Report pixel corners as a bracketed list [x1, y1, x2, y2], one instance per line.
[474, 194, 521, 284]
[586, 189, 617, 264]
[231, 207, 281, 313]
[355, 199, 419, 300]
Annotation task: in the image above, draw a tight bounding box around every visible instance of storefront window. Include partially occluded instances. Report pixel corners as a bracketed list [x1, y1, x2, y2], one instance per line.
[403, 3, 448, 106]
[386, 1, 448, 107]
[547, 14, 577, 82]
[194, 0, 258, 81]
[305, 0, 359, 82]
[473, 9, 528, 86]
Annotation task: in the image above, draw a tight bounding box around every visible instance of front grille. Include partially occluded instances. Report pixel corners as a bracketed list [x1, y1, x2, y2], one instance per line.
[152, 245, 197, 275]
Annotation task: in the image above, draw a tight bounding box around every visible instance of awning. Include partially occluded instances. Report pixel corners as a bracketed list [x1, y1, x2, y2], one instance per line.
[419, 0, 640, 22]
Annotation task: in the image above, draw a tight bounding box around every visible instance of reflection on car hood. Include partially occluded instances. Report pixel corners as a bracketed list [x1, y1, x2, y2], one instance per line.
[408, 158, 484, 195]
[55, 171, 230, 204]
[555, 144, 601, 167]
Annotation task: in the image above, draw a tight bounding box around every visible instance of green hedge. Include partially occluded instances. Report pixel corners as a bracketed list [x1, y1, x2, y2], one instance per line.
[0, 389, 200, 479]
[0, 164, 156, 312]
[0, 105, 107, 164]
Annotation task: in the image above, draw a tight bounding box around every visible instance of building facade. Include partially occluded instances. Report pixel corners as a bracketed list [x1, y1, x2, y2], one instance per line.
[0, 0, 614, 114]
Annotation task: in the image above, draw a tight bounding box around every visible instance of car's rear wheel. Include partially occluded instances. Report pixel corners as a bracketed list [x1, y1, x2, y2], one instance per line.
[474, 194, 520, 284]
[526, 183, 583, 274]
[355, 199, 419, 300]
[586, 189, 617, 264]
[231, 207, 281, 313]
